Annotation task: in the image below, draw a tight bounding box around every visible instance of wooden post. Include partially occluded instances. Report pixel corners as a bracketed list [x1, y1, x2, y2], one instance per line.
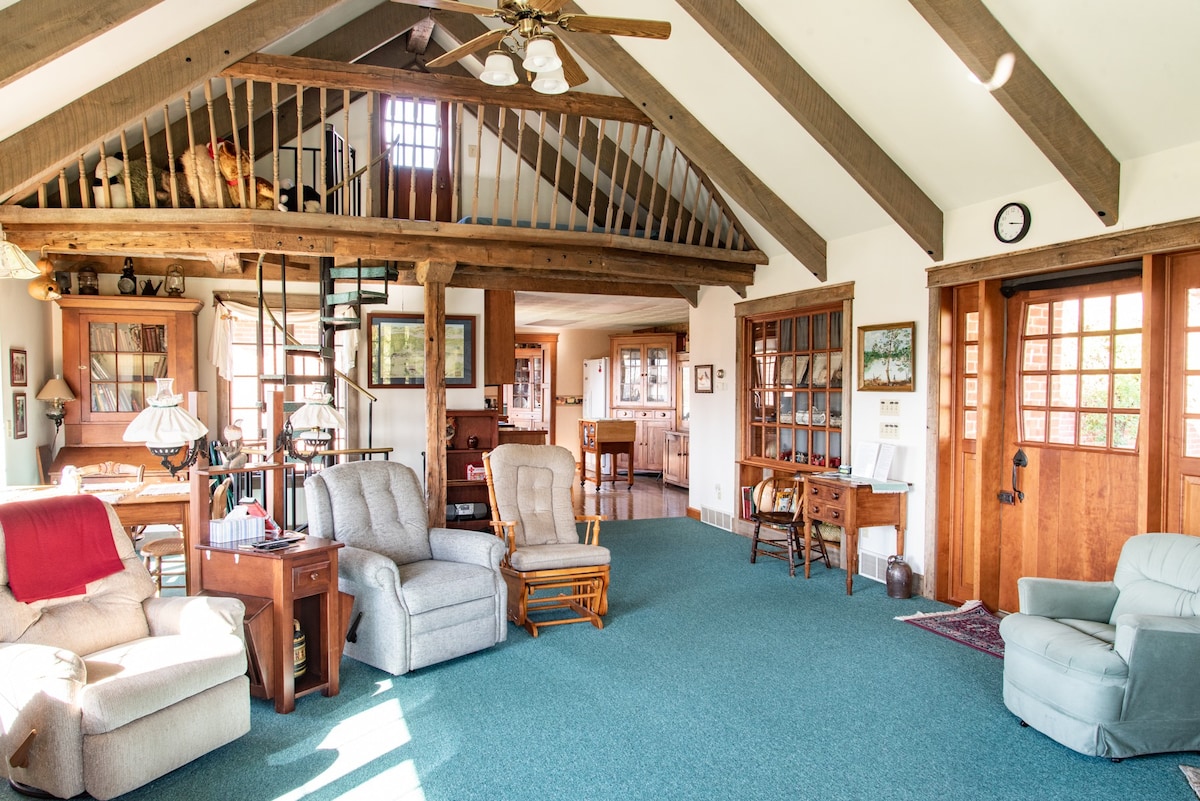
[418, 260, 456, 527]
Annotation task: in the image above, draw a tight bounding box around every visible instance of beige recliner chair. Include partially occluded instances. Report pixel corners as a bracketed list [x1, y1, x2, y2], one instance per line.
[0, 496, 250, 800]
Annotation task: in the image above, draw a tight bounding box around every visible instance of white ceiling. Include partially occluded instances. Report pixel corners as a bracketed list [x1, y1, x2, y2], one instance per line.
[5, 0, 1200, 328]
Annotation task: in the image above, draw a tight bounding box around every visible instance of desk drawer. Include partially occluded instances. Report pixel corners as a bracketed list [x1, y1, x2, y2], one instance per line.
[292, 560, 332, 595]
[807, 480, 848, 505]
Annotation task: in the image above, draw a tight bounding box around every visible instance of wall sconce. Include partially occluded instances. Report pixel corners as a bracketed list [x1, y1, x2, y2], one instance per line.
[122, 378, 209, 477]
[282, 383, 345, 472]
[36, 375, 75, 440]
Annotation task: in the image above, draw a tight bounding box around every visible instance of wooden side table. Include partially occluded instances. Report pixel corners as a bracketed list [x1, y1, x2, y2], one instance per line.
[579, 419, 635, 490]
[803, 475, 908, 595]
[197, 537, 345, 713]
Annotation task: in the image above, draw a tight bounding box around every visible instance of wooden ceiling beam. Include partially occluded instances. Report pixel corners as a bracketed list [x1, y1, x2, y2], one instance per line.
[0, 0, 371, 203]
[0, 0, 160, 90]
[677, 0, 944, 260]
[556, 3, 824, 279]
[910, 0, 1120, 224]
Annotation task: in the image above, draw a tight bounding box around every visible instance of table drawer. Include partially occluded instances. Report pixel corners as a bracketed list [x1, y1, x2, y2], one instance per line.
[806, 499, 847, 524]
[806, 479, 848, 505]
[292, 560, 332, 595]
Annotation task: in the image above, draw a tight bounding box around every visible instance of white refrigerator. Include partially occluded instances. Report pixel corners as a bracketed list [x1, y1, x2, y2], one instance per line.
[582, 357, 610, 419]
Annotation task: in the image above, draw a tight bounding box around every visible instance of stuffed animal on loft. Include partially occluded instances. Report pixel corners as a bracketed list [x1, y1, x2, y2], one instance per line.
[179, 140, 275, 210]
[92, 155, 167, 208]
[278, 180, 323, 213]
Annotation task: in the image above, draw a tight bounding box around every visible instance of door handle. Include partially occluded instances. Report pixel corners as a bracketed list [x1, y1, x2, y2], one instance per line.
[1011, 449, 1028, 503]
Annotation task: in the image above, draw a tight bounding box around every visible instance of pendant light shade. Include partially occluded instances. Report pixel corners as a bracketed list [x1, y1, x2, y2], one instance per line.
[522, 36, 561, 73]
[480, 51, 518, 87]
[0, 224, 39, 279]
[531, 67, 570, 95]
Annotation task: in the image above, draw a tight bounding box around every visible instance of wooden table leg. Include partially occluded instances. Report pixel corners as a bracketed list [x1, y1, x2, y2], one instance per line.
[845, 528, 858, 595]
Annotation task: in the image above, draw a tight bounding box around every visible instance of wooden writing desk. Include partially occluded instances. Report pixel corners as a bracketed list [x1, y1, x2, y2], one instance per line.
[803, 474, 908, 595]
[579, 419, 635, 490]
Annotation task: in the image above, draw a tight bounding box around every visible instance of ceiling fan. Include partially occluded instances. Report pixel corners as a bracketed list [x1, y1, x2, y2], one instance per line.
[391, 0, 671, 90]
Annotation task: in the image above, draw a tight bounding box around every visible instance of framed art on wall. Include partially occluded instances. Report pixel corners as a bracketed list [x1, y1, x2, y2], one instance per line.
[12, 392, 26, 439]
[9, 348, 26, 387]
[858, 321, 915, 392]
[694, 364, 713, 393]
[368, 313, 476, 388]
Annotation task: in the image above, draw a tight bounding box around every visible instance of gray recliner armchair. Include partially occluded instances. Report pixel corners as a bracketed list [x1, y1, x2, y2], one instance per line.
[304, 461, 507, 675]
[998, 532, 1200, 759]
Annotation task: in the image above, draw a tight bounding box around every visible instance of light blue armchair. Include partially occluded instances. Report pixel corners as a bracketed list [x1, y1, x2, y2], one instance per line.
[998, 533, 1200, 759]
[304, 461, 507, 675]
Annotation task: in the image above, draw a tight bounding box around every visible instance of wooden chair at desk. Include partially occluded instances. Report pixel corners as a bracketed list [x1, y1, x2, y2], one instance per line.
[141, 476, 232, 596]
[78, 461, 146, 540]
[750, 474, 831, 578]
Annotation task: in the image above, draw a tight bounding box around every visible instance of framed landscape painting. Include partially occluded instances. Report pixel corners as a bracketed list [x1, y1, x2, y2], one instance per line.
[368, 313, 476, 388]
[858, 321, 915, 392]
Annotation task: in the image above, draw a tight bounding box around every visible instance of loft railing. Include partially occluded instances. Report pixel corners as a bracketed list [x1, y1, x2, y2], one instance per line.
[11, 54, 756, 253]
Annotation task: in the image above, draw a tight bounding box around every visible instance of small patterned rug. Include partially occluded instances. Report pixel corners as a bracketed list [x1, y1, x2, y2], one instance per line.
[896, 599, 1004, 658]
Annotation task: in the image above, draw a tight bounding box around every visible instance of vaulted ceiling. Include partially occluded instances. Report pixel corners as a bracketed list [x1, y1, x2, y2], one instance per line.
[2, 0, 1198, 327]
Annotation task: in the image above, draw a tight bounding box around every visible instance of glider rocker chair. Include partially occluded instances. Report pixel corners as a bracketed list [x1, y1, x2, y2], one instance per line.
[304, 461, 507, 676]
[0, 495, 250, 800]
[483, 444, 610, 637]
[750, 474, 830, 578]
[998, 532, 1200, 760]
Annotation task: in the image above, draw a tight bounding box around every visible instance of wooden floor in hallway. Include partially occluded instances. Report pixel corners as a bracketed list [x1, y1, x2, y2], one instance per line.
[572, 474, 690, 521]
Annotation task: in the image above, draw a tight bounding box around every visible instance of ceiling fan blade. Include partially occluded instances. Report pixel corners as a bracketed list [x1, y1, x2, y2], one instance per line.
[552, 36, 588, 87]
[389, 0, 499, 16]
[426, 27, 508, 68]
[557, 14, 671, 40]
[527, 0, 569, 12]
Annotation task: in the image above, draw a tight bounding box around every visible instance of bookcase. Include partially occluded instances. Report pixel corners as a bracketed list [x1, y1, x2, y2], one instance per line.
[445, 409, 499, 531]
[58, 295, 203, 447]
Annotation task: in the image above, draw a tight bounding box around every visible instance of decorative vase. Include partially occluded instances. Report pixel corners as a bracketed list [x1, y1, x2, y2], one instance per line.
[886, 555, 913, 599]
[293, 619, 307, 678]
[467, 434, 479, 449]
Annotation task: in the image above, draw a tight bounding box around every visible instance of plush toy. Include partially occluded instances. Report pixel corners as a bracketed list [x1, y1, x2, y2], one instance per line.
[278, 180, 323, 213]
[92, 156, 165, 208]
[180, 140, 274, 209]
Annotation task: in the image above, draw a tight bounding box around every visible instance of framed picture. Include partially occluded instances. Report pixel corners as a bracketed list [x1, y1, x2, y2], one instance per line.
[858, 321, 916, 392]
[368, 313, 476, 388]
[694, 364, 714, 394]
[9, 348, 26, 387]
[12, 392, 26, 439]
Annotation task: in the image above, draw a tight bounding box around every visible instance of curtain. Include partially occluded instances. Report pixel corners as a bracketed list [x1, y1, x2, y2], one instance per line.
[209, 299, 358, 381]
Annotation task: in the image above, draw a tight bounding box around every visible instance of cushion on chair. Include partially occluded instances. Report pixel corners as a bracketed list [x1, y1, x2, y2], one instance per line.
[1110, 533, 1200, 622]
[999, 614, 1127, 679]
[510, 543, 611, 572]
[307, 461, 433, 565]
[487, 444, 579, 547]
[398, 559, 503, 616]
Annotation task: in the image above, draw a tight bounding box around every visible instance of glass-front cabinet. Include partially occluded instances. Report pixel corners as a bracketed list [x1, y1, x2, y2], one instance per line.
[612, 334, 675, 408]
[508, 345, 548, 429]
[743, 303, 847, 471]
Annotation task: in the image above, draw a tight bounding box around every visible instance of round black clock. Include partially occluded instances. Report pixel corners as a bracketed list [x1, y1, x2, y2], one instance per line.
[994, 202, 1031, 243]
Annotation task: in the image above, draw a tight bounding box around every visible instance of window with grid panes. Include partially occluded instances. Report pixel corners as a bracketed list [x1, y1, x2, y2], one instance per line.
[224, 315, 344, 450]
[743, 304, 846, 469]
[1017, 289, 1141, 451]
[383, 98, 441, 168]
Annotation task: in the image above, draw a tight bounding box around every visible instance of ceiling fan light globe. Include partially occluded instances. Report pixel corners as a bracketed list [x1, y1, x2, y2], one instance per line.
[522, 36, 561, 73]
[531, 67, 569, 95]
[480, 51, 518, 86]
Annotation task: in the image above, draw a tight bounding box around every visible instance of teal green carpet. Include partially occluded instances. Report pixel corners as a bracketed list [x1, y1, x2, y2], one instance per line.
[7, 518, 1198, 800]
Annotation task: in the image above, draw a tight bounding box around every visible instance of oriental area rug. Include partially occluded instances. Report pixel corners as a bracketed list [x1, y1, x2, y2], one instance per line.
[896, 599, 1005, 658]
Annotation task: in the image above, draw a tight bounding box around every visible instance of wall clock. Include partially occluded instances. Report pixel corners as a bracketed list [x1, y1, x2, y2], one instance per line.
[994, 202, 1031, 243]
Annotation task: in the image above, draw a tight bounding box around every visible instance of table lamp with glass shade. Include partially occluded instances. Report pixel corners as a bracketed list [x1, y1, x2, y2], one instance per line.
[122, 377, 209, 477]
[284, 383, 346, 469]
[37, 375, 75, 445]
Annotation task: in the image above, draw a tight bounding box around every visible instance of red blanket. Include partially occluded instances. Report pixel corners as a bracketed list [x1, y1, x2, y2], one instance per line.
[1, 495, 124, 602]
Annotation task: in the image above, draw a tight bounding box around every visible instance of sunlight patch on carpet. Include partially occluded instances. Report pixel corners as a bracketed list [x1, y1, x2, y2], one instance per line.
[896, 599, 1004, 658]
[1181, 765, 1200, 799]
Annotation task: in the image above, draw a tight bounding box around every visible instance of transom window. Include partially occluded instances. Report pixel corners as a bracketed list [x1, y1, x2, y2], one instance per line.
[383, 98, 441, 169]
[1018, 291, 1142, 450]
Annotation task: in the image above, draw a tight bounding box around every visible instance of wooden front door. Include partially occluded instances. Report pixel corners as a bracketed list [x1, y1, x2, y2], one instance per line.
[381, 98, 452, 222]
[994, 277, 1143, 612]
[1166, 252, 1200, 533]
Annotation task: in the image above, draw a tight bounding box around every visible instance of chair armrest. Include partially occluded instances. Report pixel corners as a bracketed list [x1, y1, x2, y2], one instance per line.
[1113, 614, 1200, 720]
[338, 543, 402, 591]
[144, 595, 246, 640]
[488, 520, 517, 556]
[1114, 613, 1200, 663]
[1016, 577, 1119, 621]
[0, 643, 85, 710]
[429, 527, 505, 569]
[575, 515, 602, 546]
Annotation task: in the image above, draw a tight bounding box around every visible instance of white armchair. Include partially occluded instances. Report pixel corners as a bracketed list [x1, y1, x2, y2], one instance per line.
[0, 496, 249, 800]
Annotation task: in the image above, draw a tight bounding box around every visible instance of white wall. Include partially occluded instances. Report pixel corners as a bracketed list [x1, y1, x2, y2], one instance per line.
[0, 276, 55, 485]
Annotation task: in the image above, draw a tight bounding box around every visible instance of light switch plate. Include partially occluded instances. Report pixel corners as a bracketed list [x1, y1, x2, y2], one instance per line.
[880, 422, 900, 440]
[880, 400, 900, 417]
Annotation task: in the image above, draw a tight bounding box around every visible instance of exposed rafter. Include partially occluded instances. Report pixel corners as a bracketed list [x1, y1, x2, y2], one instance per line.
[0, 0, 160, 90]
[0, 0, 369, 203]
[676, 0, 943, 261]
[556, 3, 826, 279]
[909, 0, 1120, 224]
